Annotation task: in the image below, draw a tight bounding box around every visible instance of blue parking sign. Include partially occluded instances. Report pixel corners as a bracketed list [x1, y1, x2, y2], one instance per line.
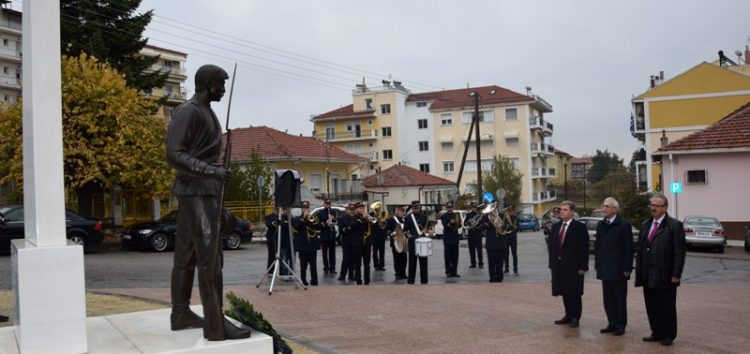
[671, 182, 682, 194]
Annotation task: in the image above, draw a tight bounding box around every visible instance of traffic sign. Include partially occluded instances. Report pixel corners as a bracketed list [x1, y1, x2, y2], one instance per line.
[671, 182, 682, 194]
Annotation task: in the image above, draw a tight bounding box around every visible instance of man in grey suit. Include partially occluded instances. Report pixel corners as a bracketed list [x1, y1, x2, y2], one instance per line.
[166, 64, 250, 341]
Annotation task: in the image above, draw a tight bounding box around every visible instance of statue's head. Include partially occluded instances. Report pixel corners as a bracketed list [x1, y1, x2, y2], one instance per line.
[194, 64, 229, 102]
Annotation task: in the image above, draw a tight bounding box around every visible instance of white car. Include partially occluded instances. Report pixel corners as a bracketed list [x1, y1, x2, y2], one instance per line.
[433, 210, 469, 239]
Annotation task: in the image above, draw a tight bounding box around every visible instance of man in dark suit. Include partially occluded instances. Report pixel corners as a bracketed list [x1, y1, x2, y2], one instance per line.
[594, 197, 633, 335]
[464, 202, 484, 269]
[548, 201, 589, 328]
[635, 194, 686, 346]
[337, 204, 355, 281]
[0, 212, 8, 322]
[318, 199, 338, 275]
[293, 201, 323, 286]
[404, 200, 431, 284]
[483, 210, 507, 283]
[385, 206, 408, 279]
[440, 202, 461, 278]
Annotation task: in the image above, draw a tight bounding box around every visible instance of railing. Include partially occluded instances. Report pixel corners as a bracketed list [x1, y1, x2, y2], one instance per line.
[529, 116, 555, 136]
[0, 77, 20, 87]
[160, 66, 187, 76]
[530, 142, 554, 155]
[532, 190, 557, 202]
[313, 129, 378, 141]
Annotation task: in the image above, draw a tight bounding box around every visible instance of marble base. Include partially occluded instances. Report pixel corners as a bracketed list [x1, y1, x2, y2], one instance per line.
[12, 239, 88, 353]
[0, 306, 272, 354]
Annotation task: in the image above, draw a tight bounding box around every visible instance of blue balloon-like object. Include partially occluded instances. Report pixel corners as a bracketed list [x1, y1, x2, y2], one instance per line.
[482, 192, 494, 203]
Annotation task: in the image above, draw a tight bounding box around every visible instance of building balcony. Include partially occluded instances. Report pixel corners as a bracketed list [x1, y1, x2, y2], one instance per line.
[0, 77, 20, 90]
[529, 116, 553, 137]
[531, 190, 557, 203]
[0, 49, 21, 63]
[314, 129, 379, 143]
[530, 142, 554, 156]
[531, 167, 556, 179]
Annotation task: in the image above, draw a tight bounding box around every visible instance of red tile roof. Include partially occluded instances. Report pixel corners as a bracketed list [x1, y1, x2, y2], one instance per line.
[571, 157, 592, 164]
[362, 165, 455, 188]
[311, 104, 376, 121]
[226, 126, 366, 162]
[657, 101, 750, 152]
[407, 85, 534, 110]
[554, 148, 572, 157]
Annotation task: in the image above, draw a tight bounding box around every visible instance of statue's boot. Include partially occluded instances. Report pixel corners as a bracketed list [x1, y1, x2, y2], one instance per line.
[205, 319, 252, 341]
[171, 267, 203, 330]
[171, 308, 204, 330]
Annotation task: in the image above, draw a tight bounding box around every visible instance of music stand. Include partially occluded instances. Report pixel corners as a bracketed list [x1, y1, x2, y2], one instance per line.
[256, 170, 307, 294]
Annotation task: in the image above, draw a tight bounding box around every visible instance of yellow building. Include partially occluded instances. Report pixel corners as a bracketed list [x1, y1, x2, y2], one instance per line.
[140, 44, 188, 120]
[550, 148, 573, 187]
[313, 82, 557, 215]
[632, 56, 750, 191]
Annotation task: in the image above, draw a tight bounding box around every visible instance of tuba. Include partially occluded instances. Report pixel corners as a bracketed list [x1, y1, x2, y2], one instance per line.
[488, 203, 516, 236]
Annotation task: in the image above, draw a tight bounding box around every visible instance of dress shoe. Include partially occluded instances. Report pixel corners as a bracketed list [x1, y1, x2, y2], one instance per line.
[570, 318, 580, 328]
[642, 335, 661, 342]
[554, 317, 571, 325]
[661, 338, 674, 346]
[504, 269, 510, 273]
[330, 271, 337, 274]
[453, 274, 461, 277]
[206, 319, 252, 341]
[612, 328, 625, 336]
[337, 277, 345, 281]
[0, 315, 8, 323]
[469, 265, 477, 268]
[600, 326, 615, 333]
[479, 265, 484, 269]
[171, 309, 204, 331]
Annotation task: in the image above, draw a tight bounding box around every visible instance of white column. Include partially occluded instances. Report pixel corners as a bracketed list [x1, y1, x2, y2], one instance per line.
[12, 1, 88, 353]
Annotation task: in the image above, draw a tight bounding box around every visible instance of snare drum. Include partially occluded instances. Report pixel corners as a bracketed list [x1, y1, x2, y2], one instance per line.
[415, 237, 433, 257]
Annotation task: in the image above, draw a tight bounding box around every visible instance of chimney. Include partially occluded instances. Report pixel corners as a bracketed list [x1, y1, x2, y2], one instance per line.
[649, 75, 655, 88]
[660, 129, 668, 147]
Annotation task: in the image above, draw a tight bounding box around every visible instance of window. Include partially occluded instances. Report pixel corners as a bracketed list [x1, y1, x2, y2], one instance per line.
[686, 170, 707, 184]
[441, 113, 452, 125]
[382, 126, 392, 137]
[443, 161, 454, 173]
[505, 137, 519, 147]
[505, 108, 518, 121]
[2, 67, 7, 74]
[508, 158, 520, 171]
[418, 141, 429, 151]
[465, 159, 493, 172]
[325, 126, 335, 139]
[419, 163, 430, 173]
[365, 98, 373, 109]
[418, 119, 428, 129]
[2, 39, 7, 47]
[441, 141, 454, 149]
[383, 149, 393, 160]
[416, 101, 428, 107]
[462, 110, 494, 123]
[346, 123, 353, 131]
[381, 104, 391, 114]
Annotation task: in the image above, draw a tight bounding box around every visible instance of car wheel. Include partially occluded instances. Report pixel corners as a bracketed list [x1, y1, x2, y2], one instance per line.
[150, 233, 170, 252]
[745, 241, 750, 252]
[224, 233, 241, 250]
[68, 234, 86, 248]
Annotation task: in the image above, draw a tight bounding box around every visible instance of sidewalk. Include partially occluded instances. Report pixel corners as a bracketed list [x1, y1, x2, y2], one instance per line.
[103, 281, 750, 354]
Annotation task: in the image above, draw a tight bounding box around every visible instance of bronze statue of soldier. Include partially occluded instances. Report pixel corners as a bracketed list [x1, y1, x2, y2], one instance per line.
[166, 64, 251, 341]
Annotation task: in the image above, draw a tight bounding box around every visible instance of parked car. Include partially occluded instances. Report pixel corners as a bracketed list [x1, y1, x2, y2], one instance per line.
[121, 209, 253, 252]
[683, 215, 726, 253]
[434, 210, 469, 239]
[590, 209, 604, 218]
[745, 225, 750, 252]
[310, 205, 347, 240]
[517, 213, 540, 232]
[0, 204, 103, 251]
[578, 216, 639, 253]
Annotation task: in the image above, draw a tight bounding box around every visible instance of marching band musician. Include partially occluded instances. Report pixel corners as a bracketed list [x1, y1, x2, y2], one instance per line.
[343, 202, 366, 285]
[318, 199, 338, 275]
[265, 206, 292, 275]
[464, 202, 484, 269]
[404, 200, 431, 285]
[504, 205, 520, 276]
[385, 206, 408, 280]
[482, 208, 507, 283]
[292, 201, 324, 286]
[337, 204, 356, 282]
[440, 202, 461, 278]
[359, 203, 375, 285]
[371, 210, 388, 272]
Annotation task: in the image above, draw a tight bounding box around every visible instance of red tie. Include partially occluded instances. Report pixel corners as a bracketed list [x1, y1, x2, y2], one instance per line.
[647, 221, 659, 244]
[558, 222, 567, 254]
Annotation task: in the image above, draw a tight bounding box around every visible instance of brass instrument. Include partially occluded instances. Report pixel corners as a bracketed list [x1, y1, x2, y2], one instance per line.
[486, 202, 517, 236]
[305, 211, 321, 239]
[465, 211, 484, 230]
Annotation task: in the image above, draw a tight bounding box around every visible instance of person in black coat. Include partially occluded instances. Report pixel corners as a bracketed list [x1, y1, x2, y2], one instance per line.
[464, 202, 484, 269]
[440, 202, 461, 278]
[503, 207, 520, 275]
[318, 199, 338, 275]
[293, 201, 323, 286]
[404, 200, 431, 284]
[385, 206, 408, 279]
[635, 194, 686, 346]
[483, 212, 507, 283]
[371, 210, 387, 272]
[594, 197, 633, 335]
[337, 204, 356, 281]
[0, 212, 8, 322]
[548, 201, 589, 328]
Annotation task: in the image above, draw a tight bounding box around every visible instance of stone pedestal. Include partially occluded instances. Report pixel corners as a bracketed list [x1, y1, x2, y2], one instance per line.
[11, 240, 87, 353]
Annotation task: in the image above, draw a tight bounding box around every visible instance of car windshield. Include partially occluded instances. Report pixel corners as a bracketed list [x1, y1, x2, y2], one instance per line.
[160, 211, 178, 222]
[685, 217, 721, 227]
[519, 214, 534, 221]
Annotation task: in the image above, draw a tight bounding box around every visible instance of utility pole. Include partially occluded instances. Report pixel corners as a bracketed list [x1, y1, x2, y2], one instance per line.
[325, 133, 330, 200]
[456, 88, 496, 202]
[564, 163, 568, 200]
[582, 163, 587, 211]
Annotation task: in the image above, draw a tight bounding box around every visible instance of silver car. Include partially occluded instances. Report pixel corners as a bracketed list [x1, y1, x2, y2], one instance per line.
[683, 215, 726, 253]
[578, 216, 639, 253]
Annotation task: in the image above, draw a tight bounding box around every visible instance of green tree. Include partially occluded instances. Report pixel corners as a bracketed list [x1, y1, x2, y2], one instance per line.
[588, 149, 624, 183]
[481, 155, 523, 209]
[224, 150, 273, 202]
[592, 165, 634, 203]
[0, 53, 172, 215]
[60, 0, 167, 92]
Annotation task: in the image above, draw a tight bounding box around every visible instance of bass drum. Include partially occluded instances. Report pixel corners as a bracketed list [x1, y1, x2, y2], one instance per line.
[394, 226, 407, 254]
[415, 237, 433, 257]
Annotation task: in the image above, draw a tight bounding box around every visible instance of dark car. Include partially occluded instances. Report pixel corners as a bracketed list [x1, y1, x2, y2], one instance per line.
[517, 213, 540, 232]
[121, 209, 253, 252]
[0, 204, 103, 251]
[745, 225, 750, 252]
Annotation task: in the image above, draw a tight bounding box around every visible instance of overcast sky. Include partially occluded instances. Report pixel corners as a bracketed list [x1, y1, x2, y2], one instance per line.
[136, 0, 750, 163]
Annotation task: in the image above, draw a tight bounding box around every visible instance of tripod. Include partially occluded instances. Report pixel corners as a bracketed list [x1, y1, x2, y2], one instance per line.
[256, 207, 307, 294]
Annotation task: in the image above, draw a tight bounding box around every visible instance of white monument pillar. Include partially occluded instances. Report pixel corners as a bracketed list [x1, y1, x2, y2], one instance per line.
[11, 1, 88, 353]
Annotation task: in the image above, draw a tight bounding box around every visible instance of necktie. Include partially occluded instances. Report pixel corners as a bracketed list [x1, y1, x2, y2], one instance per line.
[558, 222, 567, 254]
[647, 221, 659, 244]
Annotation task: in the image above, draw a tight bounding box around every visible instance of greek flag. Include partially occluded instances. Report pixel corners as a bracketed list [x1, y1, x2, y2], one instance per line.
[629, 113, 636, 137]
